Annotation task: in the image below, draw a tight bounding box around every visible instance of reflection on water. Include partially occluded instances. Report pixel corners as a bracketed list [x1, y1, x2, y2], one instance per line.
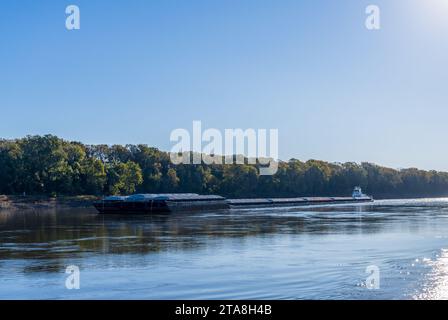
[1, 199, 448, 299]
[415, 249, 448, 300]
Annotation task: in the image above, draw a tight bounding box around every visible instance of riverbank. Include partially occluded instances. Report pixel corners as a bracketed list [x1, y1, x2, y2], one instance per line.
[0, 195, 99, 211]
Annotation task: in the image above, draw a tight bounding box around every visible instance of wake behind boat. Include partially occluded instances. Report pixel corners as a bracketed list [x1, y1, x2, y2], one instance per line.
[93, 187, 373, 214]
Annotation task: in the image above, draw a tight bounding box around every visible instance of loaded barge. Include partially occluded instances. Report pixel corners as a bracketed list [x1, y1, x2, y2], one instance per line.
[93, 187, 373, 214]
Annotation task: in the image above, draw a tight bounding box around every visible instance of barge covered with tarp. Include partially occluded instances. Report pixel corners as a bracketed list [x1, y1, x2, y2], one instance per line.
[93, 193, 228, 214]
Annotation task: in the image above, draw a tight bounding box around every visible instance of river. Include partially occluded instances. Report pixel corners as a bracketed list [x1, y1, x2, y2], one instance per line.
[1, 199, 448, 299]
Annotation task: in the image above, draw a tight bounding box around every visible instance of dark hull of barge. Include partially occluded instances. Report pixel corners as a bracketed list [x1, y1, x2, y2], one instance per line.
[93, 199, 229, 214]
[93, 195, 373, 214]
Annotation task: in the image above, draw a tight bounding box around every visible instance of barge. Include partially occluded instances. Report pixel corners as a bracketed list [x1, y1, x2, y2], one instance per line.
[93, 187, 373, 214]
[93, 193, 228, 214]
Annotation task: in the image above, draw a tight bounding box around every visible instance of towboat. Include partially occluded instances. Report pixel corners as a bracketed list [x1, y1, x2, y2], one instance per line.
[352, 186, 369, 198]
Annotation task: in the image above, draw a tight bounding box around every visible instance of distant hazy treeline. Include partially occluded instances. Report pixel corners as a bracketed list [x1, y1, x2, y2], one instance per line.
[1, 135, 448, 199]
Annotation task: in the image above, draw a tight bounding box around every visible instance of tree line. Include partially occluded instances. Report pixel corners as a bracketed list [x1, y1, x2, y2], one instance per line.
[1, 135, 448, 199]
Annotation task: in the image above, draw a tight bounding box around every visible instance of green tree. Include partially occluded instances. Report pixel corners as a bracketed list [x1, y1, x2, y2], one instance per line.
[81, 157, 107, 195]
[0, 140, 22, 194]
[107, 161, 143, 195]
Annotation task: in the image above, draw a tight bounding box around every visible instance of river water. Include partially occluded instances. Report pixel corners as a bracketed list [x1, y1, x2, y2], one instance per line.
[1, 199, 448, 299]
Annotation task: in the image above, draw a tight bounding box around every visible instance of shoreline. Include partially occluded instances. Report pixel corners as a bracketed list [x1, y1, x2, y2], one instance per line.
[0, 195, 100, 211]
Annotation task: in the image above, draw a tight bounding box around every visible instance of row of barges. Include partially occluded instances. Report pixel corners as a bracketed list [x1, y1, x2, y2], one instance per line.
[93, 187, 373, 214]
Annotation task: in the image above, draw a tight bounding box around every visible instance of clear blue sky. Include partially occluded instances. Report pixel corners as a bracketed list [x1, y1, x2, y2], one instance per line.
[1, 0, 447, 170]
